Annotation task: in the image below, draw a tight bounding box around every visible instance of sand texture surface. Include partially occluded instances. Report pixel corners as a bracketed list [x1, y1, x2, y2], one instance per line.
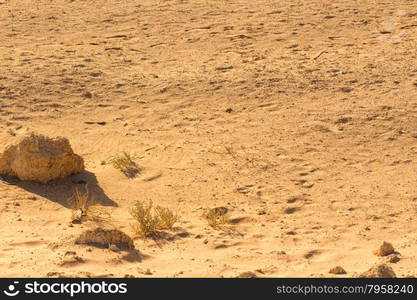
[0, 0, 416, 277]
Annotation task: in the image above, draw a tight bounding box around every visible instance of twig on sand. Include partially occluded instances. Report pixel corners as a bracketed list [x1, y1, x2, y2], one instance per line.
[313, 50, 328, 60]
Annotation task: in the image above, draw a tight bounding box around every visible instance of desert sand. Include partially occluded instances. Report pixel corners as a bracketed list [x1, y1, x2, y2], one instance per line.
[0, 0, 416, 278]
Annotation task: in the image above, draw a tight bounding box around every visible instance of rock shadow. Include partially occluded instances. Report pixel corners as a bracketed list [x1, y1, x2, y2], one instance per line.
[15, 171, 117, 208]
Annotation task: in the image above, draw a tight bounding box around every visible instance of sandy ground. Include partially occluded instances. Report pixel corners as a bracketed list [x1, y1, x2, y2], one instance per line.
[0, 0, 416, 278]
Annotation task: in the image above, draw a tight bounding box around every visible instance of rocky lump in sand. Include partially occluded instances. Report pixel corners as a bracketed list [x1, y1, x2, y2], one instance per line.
[0, 132, 84, 183]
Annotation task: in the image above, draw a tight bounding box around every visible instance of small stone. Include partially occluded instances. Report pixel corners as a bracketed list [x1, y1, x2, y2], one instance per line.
[144, 269, 152, 275]
[59, 255, 84, 266]
[283, 207, 298, 214]
[208, 207, 228, 216]
[387, 255, 400, 263]
[257, 209, 267, 215]
[236, 271, 258, 278]
[340, 87, 352, 93]
[83, 91, 93, 98]
[109, 244, 120, 252]
[71, 218, 82, 225]
[329, 266, 347, 275]
[374, 241, 395, 256]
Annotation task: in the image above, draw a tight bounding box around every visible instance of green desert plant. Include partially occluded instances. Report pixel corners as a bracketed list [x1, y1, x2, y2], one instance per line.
[130, 201, 180, 237]
[109, 152, 140, 178]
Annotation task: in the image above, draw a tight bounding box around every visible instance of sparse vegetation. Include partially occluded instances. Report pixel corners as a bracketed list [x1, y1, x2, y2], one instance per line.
[205, 207, 230, 227]
[67, 186, 93, 223]
[67, 186, 110, 224]
[109, 152, 140, 178]
[130, 201, 180, 237]
[155, 206, 179, 229]
[130, 201, 159, 237]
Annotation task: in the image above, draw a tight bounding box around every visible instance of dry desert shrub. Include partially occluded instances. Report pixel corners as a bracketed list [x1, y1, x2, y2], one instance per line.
[109, 152, 140, 178]
[67, 186, 110, 224]
[154, 206, 179, 229]
[130, 201, 180, 237]
[68, 187, 92, 223]
[130, 201, 159, 237]
[205, 207, 230, 227]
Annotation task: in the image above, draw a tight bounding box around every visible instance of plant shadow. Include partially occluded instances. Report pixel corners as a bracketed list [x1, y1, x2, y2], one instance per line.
[143, 227, 191, 247]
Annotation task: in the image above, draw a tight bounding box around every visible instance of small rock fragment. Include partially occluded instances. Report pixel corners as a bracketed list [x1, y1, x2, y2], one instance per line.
[144, 269, 152, 275]
[83, 91, 93, 98]
[387, 255, 400, 263]
[109, 244, 120, 252]
[236, 271, 258, 278]
[59, 254, 84, 266]
[374, 241, 395, 256]
[329, 266, 347, 275]
[208, 207, 228, 216]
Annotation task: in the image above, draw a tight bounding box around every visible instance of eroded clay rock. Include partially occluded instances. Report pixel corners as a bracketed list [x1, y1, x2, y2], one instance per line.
[374, 241, 395, 256]
[0, 133, 84, 183]
[359, 263, 396, 278]
[329, 266, 347, 275]
[75, 228, 134, 249]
